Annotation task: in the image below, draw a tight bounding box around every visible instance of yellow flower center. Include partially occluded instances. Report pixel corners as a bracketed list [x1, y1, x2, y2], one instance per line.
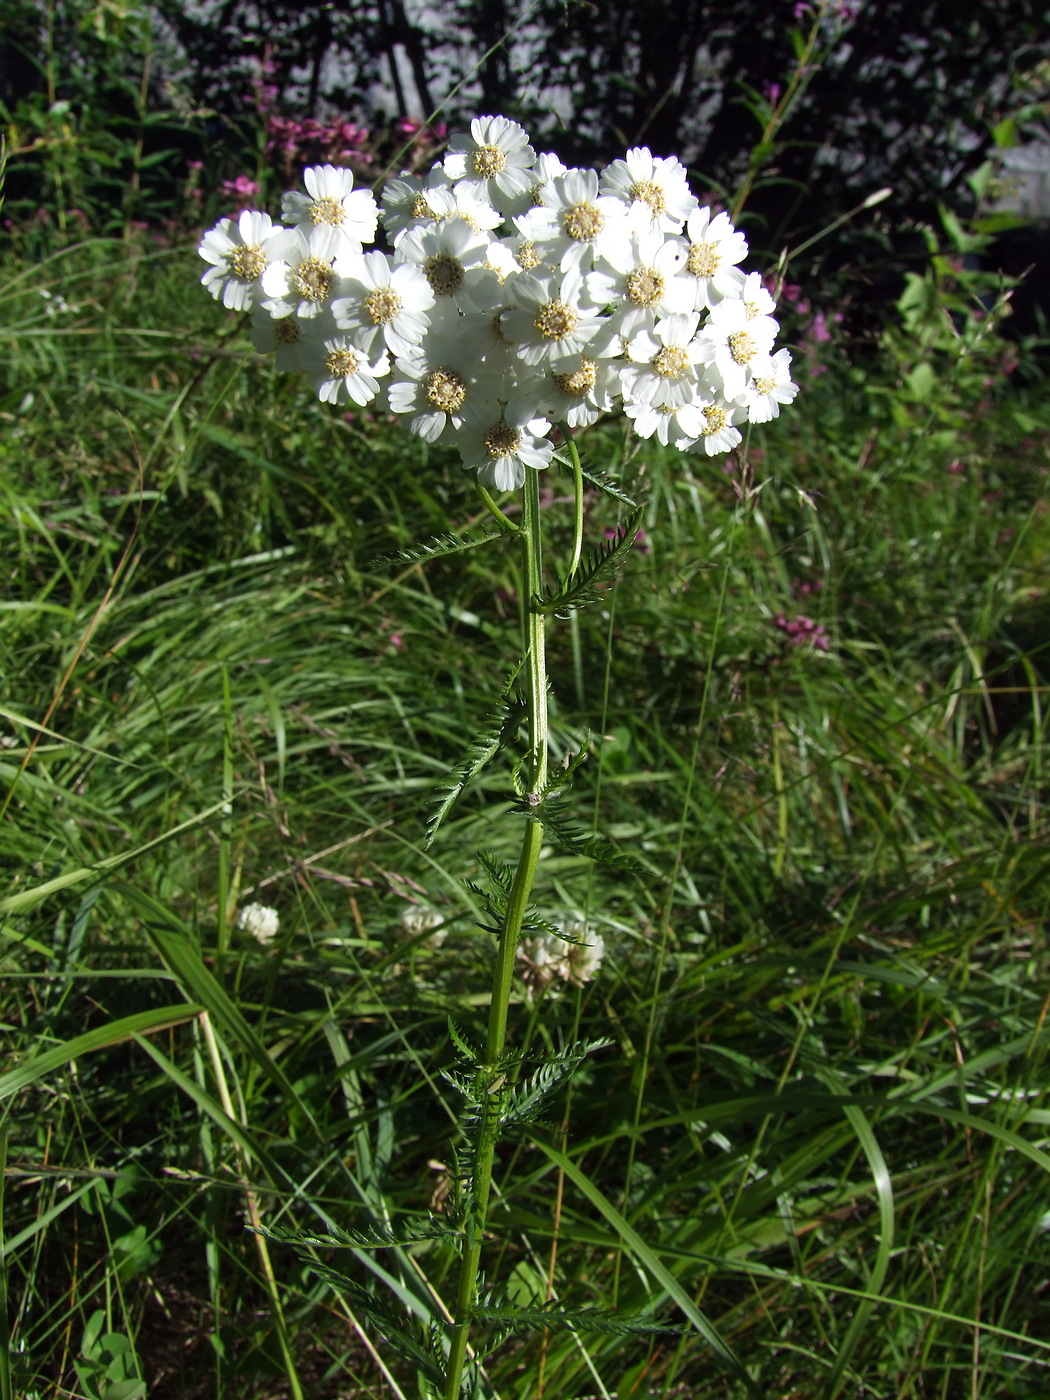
[687, 242, 719, 278]
[729, 331, 757, 364]
[274, 318, 300, 344]
[754, 377, 776, 395]
[231, 244, 267, 281]
[364, 286, 402, 325]
[534, 299, 578, 340]
[563, 202, 604, 242]
[485, 423, 521, 457]
[425, 367, 467, 413]
[326, 347, 360, 377]
[292, 257, 335, 303]
[629, 179, 666, 216]
[553, 359, 597, 397]
[411, 194, 437, 220]
[516, 240, 540, 270]
[626, 267, 665, 306]
[472, 145, 507, 178]
[703, 405, 729, 434]
[745, 300, 762, 320]
[310, 196, 345, 226]
[653, 346, 689, 378]
[424, 254, 465, 296]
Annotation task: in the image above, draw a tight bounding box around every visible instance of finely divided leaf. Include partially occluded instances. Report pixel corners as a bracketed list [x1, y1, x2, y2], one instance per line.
[536, 509, 643, 618]
[425, 674, 526, 848]
[368, 526, 507, 573]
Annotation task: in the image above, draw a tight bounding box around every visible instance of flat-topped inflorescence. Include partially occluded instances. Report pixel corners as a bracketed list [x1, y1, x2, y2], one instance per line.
[199, 116, 798, 486]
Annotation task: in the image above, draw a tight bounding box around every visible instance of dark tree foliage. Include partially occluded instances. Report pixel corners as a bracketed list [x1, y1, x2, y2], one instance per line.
[152, 0, 1047, 248]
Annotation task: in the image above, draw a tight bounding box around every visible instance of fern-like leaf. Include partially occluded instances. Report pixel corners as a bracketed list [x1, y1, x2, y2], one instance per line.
[523, 797, 651, 874]
[255, 1219, 456, 1250]
[579, 465, 639, 508]
[368, 525, 508, 573]
[501, 1037, 613, 1129]
[536, 508, 643, 618]
[424, 673, 526, 848]
[473, 1297, 683, 1337]
[301, 1260, 444, 1379]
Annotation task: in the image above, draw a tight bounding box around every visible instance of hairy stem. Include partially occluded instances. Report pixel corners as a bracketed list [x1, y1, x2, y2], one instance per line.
[443, 468, 548, 1399]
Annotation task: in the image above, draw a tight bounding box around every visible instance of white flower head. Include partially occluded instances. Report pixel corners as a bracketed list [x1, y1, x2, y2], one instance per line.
[381, 166, 453, 240]
[681, 207, 749, 310]
[600, 147, 698, 234]
[624, 397, 706, 448]
[250, 304, 314, 372]
[520, 167, 631, 273]
[398, 903, 448, 949]
[259, 223, 354, 320]
[501, 265, 604, 366]
[443, 114, 536, 211]
[281, 164, 379, 254]
[388, 303, 501, 442]
[697, 296, 777, 400]
[199, 210, 285, 312]
[331, 250, 435, 357]
[622, 311, 704, 408]
[517, 917, 605, 997]
[458, 398, 554, 492]
[536, 354, 619, 429]
[738, 348, 799, 423]
[587, 226, 694, 338]
[301, 330, 390, 406]
[238, 902, 280, 945]
[394, 217, 495, 312]
[689, 396, 747, 456]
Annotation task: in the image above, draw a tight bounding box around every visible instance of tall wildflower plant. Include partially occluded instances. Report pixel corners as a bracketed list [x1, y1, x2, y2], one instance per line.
[199, 115, 798, 1396]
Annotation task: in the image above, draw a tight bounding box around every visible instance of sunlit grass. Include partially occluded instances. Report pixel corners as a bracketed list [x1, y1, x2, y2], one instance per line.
[2, 233, 1049, 1399]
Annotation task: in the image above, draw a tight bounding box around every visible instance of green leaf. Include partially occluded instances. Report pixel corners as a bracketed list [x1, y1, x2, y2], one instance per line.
[368, 526, 508, 572]
[530, 1141, 762, 1399]
[0, 1005, 201, 1102]
[425, 666, 526, 847]
[526, 798, 652, 874]
[536, 509, 643, 618]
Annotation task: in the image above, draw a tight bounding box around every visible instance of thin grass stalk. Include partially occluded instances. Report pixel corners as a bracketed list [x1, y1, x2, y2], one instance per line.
[442, 469, 549, 1400]
[198, 1011, 304, 1400]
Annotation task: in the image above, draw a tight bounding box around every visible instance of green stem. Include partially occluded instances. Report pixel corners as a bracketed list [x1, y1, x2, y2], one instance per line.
[562, 426, 585, 577]
[443, 469, 548, 1400]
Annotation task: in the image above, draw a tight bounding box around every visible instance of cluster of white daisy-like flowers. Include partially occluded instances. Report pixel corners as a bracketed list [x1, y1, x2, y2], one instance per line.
[518, 917, 605, 997]
[198, 115, 798, 489]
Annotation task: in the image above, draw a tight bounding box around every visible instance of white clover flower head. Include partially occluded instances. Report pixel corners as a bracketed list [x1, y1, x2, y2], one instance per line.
[398, 903, 448, 949]
[600, 147, 698, 234]
[517, 917, 605, 997]
[281, 164, 379, 254]
[444, 114, 537, 211]
[199, 210, 283, 312]
[238, 902, 280, 945]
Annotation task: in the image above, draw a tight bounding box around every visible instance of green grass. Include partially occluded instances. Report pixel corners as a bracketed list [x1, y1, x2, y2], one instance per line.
[2, 229, 1050, 1400]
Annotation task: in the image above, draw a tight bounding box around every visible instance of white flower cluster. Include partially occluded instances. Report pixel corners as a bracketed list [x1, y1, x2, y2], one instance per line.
[237, 901, 280, 945]
[518, 917, 605, 997]
[198, 116, 798, 490]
